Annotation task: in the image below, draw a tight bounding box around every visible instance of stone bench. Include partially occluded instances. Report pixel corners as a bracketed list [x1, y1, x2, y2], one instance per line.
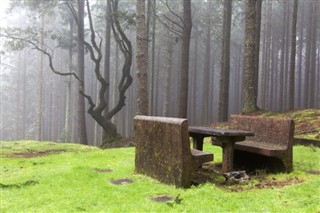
[212, 115, 295, 172]
[134, 115, 213, 188]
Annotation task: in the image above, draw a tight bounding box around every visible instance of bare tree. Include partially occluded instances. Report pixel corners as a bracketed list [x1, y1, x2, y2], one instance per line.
[2, 0, 133, 143]
[102, 0, 112, 141]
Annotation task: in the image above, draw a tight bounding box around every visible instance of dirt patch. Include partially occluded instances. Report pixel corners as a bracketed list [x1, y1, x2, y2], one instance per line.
[9, 149, 67, 158]
[254, 177, 303, 189]
[222, 177, 304, 192]
[111, 178, 133, 185]
[193, 165, 305, 192]
[151, 195, 174, 203]
[0, 180, 39, 189]
[94, 168, 113, 173]
[306, 170, 320, 175]
[101, 138, 135, 149]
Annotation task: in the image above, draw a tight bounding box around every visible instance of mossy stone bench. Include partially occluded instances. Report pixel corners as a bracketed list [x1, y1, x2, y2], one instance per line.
[134, 115, 213, 188]
[212, 115, 295, 172]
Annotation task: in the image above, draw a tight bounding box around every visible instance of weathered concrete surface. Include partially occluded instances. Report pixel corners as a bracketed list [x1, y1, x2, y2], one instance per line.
[134, 116, 213, 188]
[230, 115, 295, 172]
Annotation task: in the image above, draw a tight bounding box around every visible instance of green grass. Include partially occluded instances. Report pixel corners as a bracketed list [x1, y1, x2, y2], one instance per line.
[1, 140, 320, 212]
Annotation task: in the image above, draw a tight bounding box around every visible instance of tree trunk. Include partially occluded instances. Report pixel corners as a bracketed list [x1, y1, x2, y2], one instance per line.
[279, 2, 287, 111]
[136, 0, 149, 115]
[22, 49, 27, 139]
[297, 1, 304, 108]
[242, 0, 259, 114]
[308, 1, 317, 108]
[191, 26, 199, 124]
[219, 0, 232, 122]
[62, 16, 74, 142]
[303, 3, 312, 108]
[202, 3, 212, 124]
[288, 0, 298, 110]
[149, 0, 156, 115]
[178, 0, 192, 118]
[37, 10, 44, 141]
[163, 40, 173, 116]
[102, 0, 112, 141]
[283, 3, 291, 110]
[77, 0, 88, 145]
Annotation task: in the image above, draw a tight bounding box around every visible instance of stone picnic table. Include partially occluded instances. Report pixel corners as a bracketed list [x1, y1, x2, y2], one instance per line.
[189, 126, 254, 173]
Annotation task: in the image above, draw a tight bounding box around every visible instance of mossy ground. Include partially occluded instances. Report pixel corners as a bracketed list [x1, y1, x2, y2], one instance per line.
[1, 140, 320, 212]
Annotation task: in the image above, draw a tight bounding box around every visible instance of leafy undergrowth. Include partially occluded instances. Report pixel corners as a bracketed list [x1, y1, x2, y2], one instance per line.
[1, 140, 320, 212]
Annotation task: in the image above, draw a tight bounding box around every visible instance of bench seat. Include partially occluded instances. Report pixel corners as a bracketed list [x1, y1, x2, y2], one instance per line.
[234, 141, 288, 157]
[191, 148, 213, 168]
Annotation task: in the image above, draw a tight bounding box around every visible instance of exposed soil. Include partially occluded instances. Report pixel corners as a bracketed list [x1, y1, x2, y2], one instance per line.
[94, 168, 113, 173]
[9, 149, 67, 158]
[151, 195, 174, 203]
[253, 177, 304, 189]
[0, 180, 39, 189]
[101, 137, 135, 149]
[306, 170, 320, 175]
[110, 178, 133, 185]
[192, 165, 305, 192]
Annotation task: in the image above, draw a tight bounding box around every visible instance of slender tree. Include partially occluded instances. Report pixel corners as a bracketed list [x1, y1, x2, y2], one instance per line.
[288, 0, 298, 110]
[178, 0, 192, 118]
[76, 0, 88, 145]
[37, 6, 44, 141]
[242, 0, 259, 114]
[219, 0, 232, 121]
[201, 1, 213, 124]
[136, 0, 149, 115]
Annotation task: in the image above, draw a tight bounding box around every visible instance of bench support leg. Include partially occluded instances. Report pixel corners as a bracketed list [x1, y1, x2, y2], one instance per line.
[222, 142, 235, 173]
[191, 135, 204, 151]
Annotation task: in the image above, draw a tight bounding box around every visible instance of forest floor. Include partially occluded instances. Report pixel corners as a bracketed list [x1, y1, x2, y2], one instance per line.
[1, 141, 319, 212]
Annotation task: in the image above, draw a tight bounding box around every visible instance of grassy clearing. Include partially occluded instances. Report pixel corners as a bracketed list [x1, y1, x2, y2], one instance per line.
[1, 140, 320, 212]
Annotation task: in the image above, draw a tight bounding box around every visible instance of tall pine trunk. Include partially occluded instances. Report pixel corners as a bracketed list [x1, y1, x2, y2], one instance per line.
[219, 0, 232, 122]
[77, 0, 88, 145]
[136, 0, 149, 115]
[242, 0, 259, 114]
[178, 0, 192, 118]
[288, 0, 298, 110]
